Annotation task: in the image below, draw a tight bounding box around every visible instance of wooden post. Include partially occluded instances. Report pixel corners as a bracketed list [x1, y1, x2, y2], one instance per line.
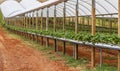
[26, 13, 28, 29]
[46, 7, 49, 31]
[36, 11, 38, 30]
[29, 13, 31, 28]
[118, 0, 120, 36]
[91, 0, 96, 68]
[109, 15, 112, 33]
[32, 12, 34, 29]
[46, 7, 49, 47]
[74, 44, 78, 60]
[63, 41, 66, 55]
[92, 0, 96, 35]
[75, 0, 78, 34]
[54, 5, 56, 32]
[91, 46, 95, 68]
[41, 9, 43, 31]
[54, 39, 57, 52]
[118, 50, 120, 71]
[63, 1, 66, 32]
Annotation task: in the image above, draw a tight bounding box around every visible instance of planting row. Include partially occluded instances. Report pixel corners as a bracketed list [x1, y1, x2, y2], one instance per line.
[5, 25, 120, 46]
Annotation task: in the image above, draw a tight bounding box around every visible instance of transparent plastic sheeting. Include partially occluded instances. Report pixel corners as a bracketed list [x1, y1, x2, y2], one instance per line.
[0, 0, 119, 18]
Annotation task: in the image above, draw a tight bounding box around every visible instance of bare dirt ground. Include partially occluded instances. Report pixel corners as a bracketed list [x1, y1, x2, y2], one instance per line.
[0, 28, 76, 71]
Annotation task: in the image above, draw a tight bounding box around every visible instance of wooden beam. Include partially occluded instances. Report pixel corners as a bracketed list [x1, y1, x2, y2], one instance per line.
[92, 0, 96, 36]
[118, 0, 120, 37]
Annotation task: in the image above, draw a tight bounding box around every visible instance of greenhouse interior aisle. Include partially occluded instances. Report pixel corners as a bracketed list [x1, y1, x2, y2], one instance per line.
[0, 27, 75, 71]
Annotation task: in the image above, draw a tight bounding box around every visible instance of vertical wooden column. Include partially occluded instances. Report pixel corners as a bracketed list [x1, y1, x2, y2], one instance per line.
[29, 13, 31, 29]
[46, 7, 49, 47]
[32, 12, 34, 29]
[109, 15, 112, 33]
[54, 39, 57, 52]
[92, 0, 96, 35]
[26, 13, 28, 29]
[118, 50, 120, 71]
[41, 9, 43, 31]
[36, 10, 38, 30]
[118, 0, 120, 36]
[54, 5, 56, 32]
[91, 0, 96, 68]
[23, 14, 26, 28]
[75, 0, 78, 34]
[46, 7, 49, 31]
[118, 0, 120, 70]
[63, 41, 66, 55]
[91, 46, 95, 68]
[63, 1, 66, 32]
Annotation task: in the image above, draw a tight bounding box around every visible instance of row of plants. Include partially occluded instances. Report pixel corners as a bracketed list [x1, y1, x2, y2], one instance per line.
[6, 25, 120, 46]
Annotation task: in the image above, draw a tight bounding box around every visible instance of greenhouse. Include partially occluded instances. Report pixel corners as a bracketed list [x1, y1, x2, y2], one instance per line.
[1, 0, 120, 71]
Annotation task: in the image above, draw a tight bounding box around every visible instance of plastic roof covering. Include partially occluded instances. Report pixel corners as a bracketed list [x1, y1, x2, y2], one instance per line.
[20, 0, 42, 9]
[8, 0, 59, 17]
[44, 0, 118, 17]
[0, 0, 25, 17]
[0, 0, 119, 18]
[23, 0, 119, 18]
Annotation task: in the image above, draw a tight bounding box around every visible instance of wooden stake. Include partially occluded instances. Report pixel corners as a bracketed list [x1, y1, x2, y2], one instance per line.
[54, 39, 57, 52]
[54, 5, 56, 32]
[46, 7, 49, 31]
[63, 41, 66, 55]
[63, 1, 66, 32]
[36, 11, 38, 30]
[118, 0, 120, 36]
[118, 50, 120, 71]
[92, 0, 96, 36]
[74, 44, 78, 60]
[75, 0, 78, 34]
[41, 9, 43, 31]
[91, 47, 95, 68]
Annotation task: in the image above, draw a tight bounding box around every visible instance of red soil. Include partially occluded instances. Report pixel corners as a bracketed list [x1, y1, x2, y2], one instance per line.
[0, 28, 75, 71]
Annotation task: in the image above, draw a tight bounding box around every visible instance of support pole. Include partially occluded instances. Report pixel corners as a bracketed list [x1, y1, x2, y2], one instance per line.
[26, 13, 28, 29]
[32, 12, 34, 28]
[74, 44, 78, 60]
[63, 1, 66, 32]
[91, 0, 96, 68]
[54, 39, 57, 52]
[63, 41, 66, 55]
[36, 10, 38, 30]
[75, 0, 79, 34]
[118, 50, 120, 71]
[92, 0, 96, 35]
[54, 5, 56, 32]
[91, 47, 95, 68]
[46, 7, 49, 31]
[118, 0, 120, 36]
[46, 7, 49, 47]
[100, 48, 102, 67]
[41, 9, 43, 31]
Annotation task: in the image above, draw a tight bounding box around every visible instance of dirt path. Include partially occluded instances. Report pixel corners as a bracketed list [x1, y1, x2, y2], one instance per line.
[0, 28, 76, 71]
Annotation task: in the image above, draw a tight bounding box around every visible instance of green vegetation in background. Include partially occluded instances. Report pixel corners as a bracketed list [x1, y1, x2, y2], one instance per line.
[0, 10, 5, 26]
